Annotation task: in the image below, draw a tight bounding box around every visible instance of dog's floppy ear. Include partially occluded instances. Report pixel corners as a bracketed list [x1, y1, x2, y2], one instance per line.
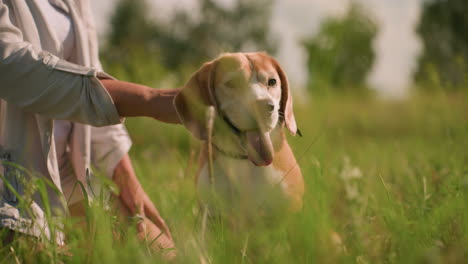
[272, 58, 299, 136]
[174, 61, 217, 140]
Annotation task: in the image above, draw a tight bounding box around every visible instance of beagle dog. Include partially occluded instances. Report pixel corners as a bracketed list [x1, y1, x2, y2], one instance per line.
[174, 52, 304, 213]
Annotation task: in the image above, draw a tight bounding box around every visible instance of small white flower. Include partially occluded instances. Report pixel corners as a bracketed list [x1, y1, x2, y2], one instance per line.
[339, 156, 364, 201]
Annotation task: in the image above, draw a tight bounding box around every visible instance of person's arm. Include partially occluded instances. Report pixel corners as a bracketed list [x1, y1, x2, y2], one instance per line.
[0, 1, 119, 126]
[99, 79, 180, 124]
[1, 3, 180, 127]
[113, 154, 175, 251]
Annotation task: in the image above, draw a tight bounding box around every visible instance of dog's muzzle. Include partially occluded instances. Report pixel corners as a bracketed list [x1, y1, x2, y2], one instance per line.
[213, 103, 275, 166]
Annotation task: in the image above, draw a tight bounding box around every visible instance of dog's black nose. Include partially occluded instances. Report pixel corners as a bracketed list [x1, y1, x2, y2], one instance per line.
[256, 99, 275, 114]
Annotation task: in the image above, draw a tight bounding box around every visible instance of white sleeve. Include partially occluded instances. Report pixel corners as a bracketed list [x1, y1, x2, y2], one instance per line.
[90, 124, 132, 179]
[0, 2, 121, 127]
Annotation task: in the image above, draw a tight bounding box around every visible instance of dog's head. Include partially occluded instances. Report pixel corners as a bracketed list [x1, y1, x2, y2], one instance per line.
[174, 52, 298, 166]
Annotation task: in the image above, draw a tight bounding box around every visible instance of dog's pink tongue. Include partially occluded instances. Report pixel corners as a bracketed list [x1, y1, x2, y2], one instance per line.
[246, 130, 273, 166]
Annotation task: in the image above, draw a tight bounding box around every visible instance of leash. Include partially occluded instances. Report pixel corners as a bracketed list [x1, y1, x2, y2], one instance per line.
[206, 106, 216, 185]
[200, 106, 216, 262]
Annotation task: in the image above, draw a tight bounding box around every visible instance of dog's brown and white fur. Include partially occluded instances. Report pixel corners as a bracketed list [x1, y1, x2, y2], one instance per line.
[174, 52, 304, 213]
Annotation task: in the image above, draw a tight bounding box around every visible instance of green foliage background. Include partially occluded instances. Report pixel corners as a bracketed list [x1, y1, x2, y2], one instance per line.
[1, 0, 468, 263]
[415, 0, 468, 90]
[303, 3, 377, 93]
[102, 0, 277, 87]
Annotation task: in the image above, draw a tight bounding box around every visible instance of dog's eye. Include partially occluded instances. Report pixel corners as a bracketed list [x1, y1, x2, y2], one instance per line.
[267, 78, 277, 87]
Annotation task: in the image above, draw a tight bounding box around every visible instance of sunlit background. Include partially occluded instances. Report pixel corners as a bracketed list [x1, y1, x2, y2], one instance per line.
[8, 1, 463, 263]
[91, 0, 423, 97]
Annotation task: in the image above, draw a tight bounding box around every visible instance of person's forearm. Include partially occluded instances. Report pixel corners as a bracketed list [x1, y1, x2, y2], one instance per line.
[113, 155, 173, 239]
[100, 79, 181, 124]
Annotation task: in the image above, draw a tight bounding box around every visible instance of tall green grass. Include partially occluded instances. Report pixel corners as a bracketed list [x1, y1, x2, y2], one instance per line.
[1, 91, 467, 263]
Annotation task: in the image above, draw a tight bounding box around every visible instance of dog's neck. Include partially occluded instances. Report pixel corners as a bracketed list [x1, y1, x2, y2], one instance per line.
[208, 125, 284, 162]
[211, 142, 247, 160]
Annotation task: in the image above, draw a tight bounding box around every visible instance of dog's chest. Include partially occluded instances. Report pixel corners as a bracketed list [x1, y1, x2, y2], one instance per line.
[197, 155, 289, 211]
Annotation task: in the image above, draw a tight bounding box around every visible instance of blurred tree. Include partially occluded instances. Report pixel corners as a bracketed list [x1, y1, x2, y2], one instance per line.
[303, 3, 377, 93]
[101, 0, 276, 85]
[158, 0, 277, 73]
[415, 0, 468, 90]
[101, 0, 168, 86]
[107, 0, 153, 48]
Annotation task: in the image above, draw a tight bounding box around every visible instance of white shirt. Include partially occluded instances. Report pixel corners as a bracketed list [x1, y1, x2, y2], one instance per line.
[35, 0, 76, 192]
[0, 0, 131, 243]
[36, 0, 75, 60]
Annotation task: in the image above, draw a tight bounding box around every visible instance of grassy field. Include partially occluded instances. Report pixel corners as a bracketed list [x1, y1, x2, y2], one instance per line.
[1, 91, 467, 263]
